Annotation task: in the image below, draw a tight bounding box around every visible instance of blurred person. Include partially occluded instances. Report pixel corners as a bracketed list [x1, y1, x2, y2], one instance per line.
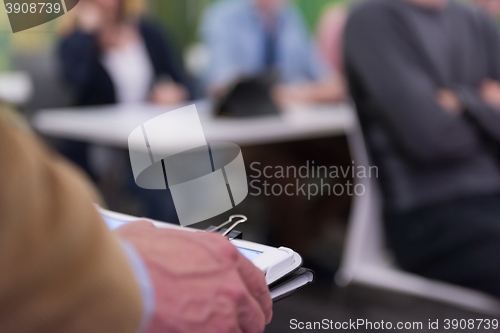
[345, 0, 500, 297]
[59, 0, 193, 106]
[317, 3, 348, 73]
[56, 0, 195, 222]
[200, 0, 346, 105]
[0, 107, 272, 332]
[201, 0, 349, 263]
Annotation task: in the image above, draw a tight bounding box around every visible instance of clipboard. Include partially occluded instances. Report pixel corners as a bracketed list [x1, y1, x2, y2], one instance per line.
[270, 267, 315, 302]
[98, 208, 315, 302]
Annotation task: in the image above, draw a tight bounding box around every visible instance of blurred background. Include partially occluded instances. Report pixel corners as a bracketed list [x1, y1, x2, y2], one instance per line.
[1, 0, 500, 331]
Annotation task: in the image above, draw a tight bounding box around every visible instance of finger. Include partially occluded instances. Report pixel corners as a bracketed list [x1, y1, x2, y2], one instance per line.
[235, 255, 273, 324]
[205, 311, 243, 333]
[193, 232, 272, 323]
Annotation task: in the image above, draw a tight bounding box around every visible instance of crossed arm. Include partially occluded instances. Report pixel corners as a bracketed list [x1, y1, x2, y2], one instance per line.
[438, 79, 500, 119]
[344, 6, 500, 165]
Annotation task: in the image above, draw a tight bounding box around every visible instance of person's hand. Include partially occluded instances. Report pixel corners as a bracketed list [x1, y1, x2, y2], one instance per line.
[151, 82, 188, 105]
[115, 221, 273, 333]
[437, 89, 462, 115]
[273, 84, 316, 106]
[480, 79, 500, 109]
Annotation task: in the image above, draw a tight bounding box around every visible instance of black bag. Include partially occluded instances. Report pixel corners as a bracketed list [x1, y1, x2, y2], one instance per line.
[215, 74, 281, 117]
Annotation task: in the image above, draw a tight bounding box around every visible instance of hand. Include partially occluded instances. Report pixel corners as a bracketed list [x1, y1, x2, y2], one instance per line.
[115, 221, 273, 333]
[273, 84, 315, 106]
[480, 79, 500, 109]
[272, 77, 346, 106]
[151, 82, 187, 105]
[437, 89, 462, 115]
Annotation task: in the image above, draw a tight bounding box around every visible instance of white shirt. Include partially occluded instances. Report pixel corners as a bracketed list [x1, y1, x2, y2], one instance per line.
[101, 38, 155, 104]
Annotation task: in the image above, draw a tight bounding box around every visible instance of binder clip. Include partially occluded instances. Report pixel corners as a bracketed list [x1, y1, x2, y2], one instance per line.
[205, 215, 247, 240]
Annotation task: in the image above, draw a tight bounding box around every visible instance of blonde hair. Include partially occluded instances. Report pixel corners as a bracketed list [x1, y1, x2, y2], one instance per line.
[123, 0, 147, 18]
[57, 0, 147, 35]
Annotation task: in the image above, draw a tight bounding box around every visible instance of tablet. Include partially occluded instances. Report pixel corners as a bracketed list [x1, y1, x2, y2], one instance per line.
[98, 208, 302, 285]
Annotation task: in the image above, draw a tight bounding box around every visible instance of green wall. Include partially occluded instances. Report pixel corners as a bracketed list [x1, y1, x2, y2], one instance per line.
[148, 0, 342, 52]
[295, 0, 343, 30]
[0, 0, 342, 72]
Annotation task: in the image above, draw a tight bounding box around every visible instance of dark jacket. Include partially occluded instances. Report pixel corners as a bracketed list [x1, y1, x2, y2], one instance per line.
[344, 0, 500, 213]
[59, 20, 194, 106]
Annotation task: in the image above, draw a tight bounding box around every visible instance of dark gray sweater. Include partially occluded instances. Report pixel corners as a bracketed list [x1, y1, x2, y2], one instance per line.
[344, 0, 500, 213]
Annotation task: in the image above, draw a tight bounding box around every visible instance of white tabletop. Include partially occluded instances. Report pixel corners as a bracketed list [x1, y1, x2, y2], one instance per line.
[33, 101, 356, 148]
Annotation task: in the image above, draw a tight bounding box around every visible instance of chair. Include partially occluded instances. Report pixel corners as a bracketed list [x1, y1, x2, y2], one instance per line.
[335, 117, 500, 315]
[0, 71, 33, 105]
[11, 50, 74, 117]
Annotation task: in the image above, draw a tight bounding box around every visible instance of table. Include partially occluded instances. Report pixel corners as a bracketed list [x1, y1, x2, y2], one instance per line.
[33, 101, 356, 148]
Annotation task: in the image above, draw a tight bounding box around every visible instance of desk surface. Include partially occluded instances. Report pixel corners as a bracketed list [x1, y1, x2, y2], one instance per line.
[33, 101, 356, 148]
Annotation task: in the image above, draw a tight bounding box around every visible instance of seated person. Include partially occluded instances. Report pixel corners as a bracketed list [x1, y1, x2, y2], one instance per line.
[57, 0, 194, 222]
[200, 0, 346, 105]
[316, 3, 348, 73]
[59, 0, 193, 106]
[345, 0, 500, 297]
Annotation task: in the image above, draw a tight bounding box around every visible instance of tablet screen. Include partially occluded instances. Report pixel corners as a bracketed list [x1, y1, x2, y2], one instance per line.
[237, 247, 263, 260]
